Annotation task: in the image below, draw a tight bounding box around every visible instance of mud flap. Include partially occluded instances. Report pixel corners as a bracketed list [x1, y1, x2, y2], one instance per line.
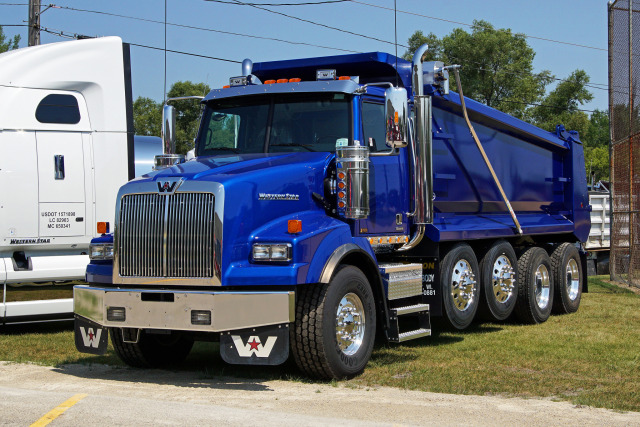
[74, 315, 108, 355]
[220, 324, 289, 366]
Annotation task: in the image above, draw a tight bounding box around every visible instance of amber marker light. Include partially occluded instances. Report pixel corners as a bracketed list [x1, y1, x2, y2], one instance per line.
[288, 220, 302, 234]
[277, 79, 289, 84]
[338, 76, 350, 80]
[338, 172, 345, 180]
[289, 78, 301, 82]
[338, 182, 345, 189]
[338, 191, 345, 199]
[265, 80, 276, 84]
[222, 85, 230, 89]
[97, 222, 109, 234]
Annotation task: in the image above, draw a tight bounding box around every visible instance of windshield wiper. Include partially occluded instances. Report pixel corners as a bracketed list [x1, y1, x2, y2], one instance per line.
[269, 143, 314, 152]
[205, 147, 240, 154]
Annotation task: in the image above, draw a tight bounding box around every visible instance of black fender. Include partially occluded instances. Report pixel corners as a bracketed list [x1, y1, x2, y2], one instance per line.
[319, 243, 391, 336]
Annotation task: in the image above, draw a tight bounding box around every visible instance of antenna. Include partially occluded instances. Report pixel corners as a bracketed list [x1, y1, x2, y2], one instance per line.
[164, 0, 167, 104]
[394, 0, 398, 87]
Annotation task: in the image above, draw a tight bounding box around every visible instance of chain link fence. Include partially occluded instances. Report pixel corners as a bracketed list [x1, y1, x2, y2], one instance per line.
[609, 0, 640, 287]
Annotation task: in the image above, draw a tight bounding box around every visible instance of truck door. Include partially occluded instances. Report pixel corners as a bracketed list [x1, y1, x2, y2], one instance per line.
[35, 94, 87, 238]
[360, 100, 410, 236]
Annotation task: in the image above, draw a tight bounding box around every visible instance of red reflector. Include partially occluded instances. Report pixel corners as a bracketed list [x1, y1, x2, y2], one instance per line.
[97, 222, 109, 234]
[288, 220, 302, 234]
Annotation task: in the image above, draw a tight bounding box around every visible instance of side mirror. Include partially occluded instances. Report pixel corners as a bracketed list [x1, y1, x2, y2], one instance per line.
[385, 87, 408, 149]
[154, 104, 185, 170]
[162, 104, 177, 154]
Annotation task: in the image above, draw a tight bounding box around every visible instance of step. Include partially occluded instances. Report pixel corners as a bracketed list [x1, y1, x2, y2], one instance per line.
[393, 303, 430, 316]
[379, 263, 423, 300]
[397, 328, 431, 342]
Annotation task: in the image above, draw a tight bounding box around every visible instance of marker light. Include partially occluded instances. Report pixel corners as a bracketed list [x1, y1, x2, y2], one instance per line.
[289, 78, 301, 82]
[338, 172, 345, 180]
[277, 79, 289, 84]
[222, 85, 230, 89]
[338, 76, 351, 81]
[338, 191, 345, 199]
[288, 220, 302, 234]
[97, 222, 109, 234]
[265, 80, 276, 84]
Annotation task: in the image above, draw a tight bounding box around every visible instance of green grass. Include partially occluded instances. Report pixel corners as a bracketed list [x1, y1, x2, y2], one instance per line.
[1, 276, 639, 412]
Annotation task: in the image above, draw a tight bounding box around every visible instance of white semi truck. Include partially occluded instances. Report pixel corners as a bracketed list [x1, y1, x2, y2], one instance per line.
[0, 37, 162, 324]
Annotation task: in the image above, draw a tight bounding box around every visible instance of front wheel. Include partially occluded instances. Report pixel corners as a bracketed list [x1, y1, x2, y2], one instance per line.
[291, 265, 376, 379]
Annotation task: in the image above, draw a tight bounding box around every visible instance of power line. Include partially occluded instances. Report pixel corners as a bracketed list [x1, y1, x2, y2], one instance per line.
[211, 0, 404, 47]
[349, 0, 608, 53]
[40, 26, 242, 63]
[206, 0, 350, 5]
[54, 5, 357, 53]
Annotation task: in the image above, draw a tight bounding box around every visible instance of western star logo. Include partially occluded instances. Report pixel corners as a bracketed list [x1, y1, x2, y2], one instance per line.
[79, 327, 103, 348]
[258, 193, 299, 201]
[10, 238, 51, 244]
[157, 179, 183, 194]
[232, 335, 277, 358]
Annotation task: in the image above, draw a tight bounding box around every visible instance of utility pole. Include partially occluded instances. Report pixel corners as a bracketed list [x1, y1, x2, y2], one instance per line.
[28, 0, 41, 46]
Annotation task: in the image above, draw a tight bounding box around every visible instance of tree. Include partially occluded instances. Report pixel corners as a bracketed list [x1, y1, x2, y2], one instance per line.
[404, 20, 553, 119]
[0, 26, 20, 53]
[132, 81, 211, 154]
[133, 97, 161, 137]
[583, 109, 610, 181]
[167, 81, 210, 154]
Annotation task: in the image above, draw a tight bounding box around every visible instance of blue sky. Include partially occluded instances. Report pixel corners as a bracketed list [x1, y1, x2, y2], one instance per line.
[1, 0, 610, 112]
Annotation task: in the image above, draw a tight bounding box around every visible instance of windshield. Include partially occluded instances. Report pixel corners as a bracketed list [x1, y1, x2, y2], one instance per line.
[196, 93, 351, 156]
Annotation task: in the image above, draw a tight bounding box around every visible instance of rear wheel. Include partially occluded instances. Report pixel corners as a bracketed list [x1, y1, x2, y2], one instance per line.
[478, 240, 518, 321]
[111, 328, 194, 368]
[550, 243, 583, 314]
[440, 244, 480, 330]
[514, 247, 554, 324]
[291, 265, 376, 379]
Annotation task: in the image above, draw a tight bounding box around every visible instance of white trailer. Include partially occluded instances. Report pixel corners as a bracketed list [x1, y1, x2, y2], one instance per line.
[586, 182, 611, 275]
[0, 37, 161, 324]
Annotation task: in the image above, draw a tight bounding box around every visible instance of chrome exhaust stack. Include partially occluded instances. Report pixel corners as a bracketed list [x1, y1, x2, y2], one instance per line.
[154, 96, 204, 170]
[400, 44, 433, 251]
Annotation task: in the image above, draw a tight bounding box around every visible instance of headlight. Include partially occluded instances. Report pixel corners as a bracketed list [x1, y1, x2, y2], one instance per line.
[90, 243, 114, 260]
[252, 243, 292, 262]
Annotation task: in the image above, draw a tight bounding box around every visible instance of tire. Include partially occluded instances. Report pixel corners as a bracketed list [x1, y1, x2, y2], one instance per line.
[514, 247, 554, 324]
[478, 240, 518, 321]
[291, 265, 376, 379]
[111, 328, 194, 368]
[550, 243, 583, 314]
[440, 243, 480, 330]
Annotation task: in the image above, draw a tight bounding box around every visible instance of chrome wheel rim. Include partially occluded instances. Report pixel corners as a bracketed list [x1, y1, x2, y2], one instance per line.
[451, 259, 476, 311]
[534, 264, 551, 309]
[566, 259, 580, 301]
[336, 292, 365, 356]
[492, 255, 515, 304]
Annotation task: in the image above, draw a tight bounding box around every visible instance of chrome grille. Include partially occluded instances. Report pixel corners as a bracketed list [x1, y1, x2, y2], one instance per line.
[118, 193, 215, 278]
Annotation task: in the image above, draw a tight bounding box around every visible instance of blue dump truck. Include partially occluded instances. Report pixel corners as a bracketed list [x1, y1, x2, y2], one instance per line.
[74, 44, 590, 379]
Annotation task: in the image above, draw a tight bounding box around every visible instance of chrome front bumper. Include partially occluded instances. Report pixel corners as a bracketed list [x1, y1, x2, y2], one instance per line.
[74, 285, 295, 333]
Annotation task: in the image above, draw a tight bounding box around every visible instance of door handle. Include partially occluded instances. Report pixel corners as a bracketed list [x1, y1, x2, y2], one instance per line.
[54, 154, 65, 180]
